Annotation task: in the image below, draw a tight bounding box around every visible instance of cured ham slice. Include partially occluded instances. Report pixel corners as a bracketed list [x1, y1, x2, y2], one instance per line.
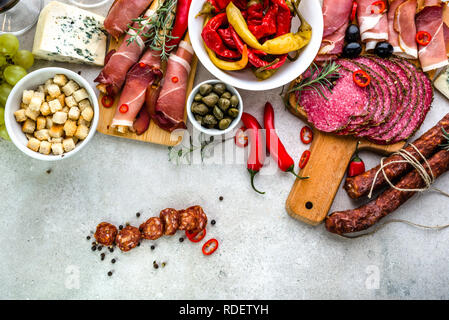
[388, 0, 405, 54]
[153, 41, 194, 132]
[95, 1, 160, 96]
[104, 0, 154, 41]
[395, 0, 418, 58]
[443, 2, 449, 55]
[317, 0, 352, 60]
[111, 50, 162, 133]
[416, 1, 449, 71]
[357, 0, 389, 49]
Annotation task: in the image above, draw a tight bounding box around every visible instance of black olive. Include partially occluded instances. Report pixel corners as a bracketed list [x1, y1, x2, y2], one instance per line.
[374, 41, 393, 58]
[342, 42, 362, 58]
[345, 24, 360, 43]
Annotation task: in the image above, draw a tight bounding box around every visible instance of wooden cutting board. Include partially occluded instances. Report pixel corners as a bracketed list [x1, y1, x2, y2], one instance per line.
[285, 87, 406, 226]
[96, 34, 198, 147]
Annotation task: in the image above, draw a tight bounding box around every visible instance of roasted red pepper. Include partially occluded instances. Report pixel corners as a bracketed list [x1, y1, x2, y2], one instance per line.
[348, 142, 366, 177]
[416, 31, 432, 46]
[241, 112, 265, 194]
[272, 0, 292, 37]
[247, 0, 264, 26]
[264, 102, 308, 179]
[300, 126, 313, 144]
[249, 3, 278, 39]
[201, 13, 241, 59]
[186, 229, 206, 243]
[165, 0, 192, 52]
[217, 27, 237, 49]
[202, 238, 219, 255]
[299, 150, 311, 169]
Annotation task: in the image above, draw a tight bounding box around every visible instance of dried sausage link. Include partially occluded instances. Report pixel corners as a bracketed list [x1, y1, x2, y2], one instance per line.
[116, 226, 141, 252]
[140, 217, 164, 240]
[94, 222, 118, 246]
[159, 208, 180, 236]
[185, 205, 208, 232]
[178, 209, 199, 231]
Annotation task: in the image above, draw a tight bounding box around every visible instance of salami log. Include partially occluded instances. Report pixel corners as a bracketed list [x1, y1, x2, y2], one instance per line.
[326, 149, 449, 235]
[344, 113, 449, 199]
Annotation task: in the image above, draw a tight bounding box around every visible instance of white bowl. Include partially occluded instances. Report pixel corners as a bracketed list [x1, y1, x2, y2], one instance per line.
[4, 67, 99, 161]
[187, 80, 243, 136]
[188, 0, 323, 91]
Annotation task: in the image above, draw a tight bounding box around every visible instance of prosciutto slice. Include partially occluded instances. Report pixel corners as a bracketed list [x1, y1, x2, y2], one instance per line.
[104, 0, 154, 41]
[388, 0, 405, 54]
[357, 0, 389, 50]
[317, 0, 352, 60]
[443, 2, 449, 55]
[95, 3, 159, 96]
[153, 41, 194, 132]
[416, 1, 449, 71]
[111, 50, 162, 133]
[395, 0, 418, 58]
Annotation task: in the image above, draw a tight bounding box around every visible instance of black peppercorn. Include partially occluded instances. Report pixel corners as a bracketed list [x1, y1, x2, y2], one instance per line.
[211, 220, 216, 225]
[98, 246, 103, 251]
[219, 196, 224, 201]
[86, 236, 91, 240]
[179, 237, 184, 242]
[91, 246, 97, 251]
[107, 271, 113, 276]
[111, 259, 116, 264]
[119, 225, 123, 230]
[151, 245, 155, 250]
[153, 263, 159, 269]
[136, 212, 141, 218]
[101, 253, 105, 261]
[109, 247, 114, 253]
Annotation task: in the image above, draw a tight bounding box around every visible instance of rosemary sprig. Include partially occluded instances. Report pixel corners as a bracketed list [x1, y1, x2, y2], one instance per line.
[126, 0, 179, 61]
[440, 128, 449, 150]
[288, 61, 341, 102]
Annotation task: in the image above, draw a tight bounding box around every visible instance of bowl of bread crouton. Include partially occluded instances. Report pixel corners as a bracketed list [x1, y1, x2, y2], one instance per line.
[4, 67, 99, 161]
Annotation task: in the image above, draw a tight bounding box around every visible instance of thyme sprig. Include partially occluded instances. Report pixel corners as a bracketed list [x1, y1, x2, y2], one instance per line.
[441, 128, 449, 150]
[288, 61, 341, 102]
[126, 0, 179, 61]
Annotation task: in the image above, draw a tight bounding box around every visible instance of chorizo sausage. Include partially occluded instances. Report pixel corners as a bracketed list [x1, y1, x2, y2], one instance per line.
[185, 205, 208, 232]
[140, 217, 164, 240]
[159, 208, 179, 235]
[94, 222, 118, 246]
[344, 113, 449, 199]
[116, 226, 141, 252]
[327, 149, 449, 235]
[178, 209, 199, 231]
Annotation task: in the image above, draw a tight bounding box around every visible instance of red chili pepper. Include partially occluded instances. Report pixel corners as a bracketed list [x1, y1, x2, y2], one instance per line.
[348, 142, 366, 177]
[241, 112, 265, 194]
[234, 126, 248, 148]
[101, 95, 114, 108]
[300, 126, 313, 144]
[416, 31, 432, 46]
[353, 70, 371, 88]
[119, 104, 129, 113]
[350, 1, 358, 21]
[370, 1, 386, 14]
[165, 0, 192, 52]
[186, 228, 206, 243]
[299, 150, 311, 169]
[202, 238, 219, 256]
[139, 62, 146, 68]
[202, 13, 241, 60]
[264, 102, 309, 180]
[271, 0, 292, 37]
[171, 76, 179, 83]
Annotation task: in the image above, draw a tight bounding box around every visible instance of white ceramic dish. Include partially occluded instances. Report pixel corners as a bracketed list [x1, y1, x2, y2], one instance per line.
[4, 67, 99, 161]
[187, 80, 243, 136]
[188, 0, 323, 91]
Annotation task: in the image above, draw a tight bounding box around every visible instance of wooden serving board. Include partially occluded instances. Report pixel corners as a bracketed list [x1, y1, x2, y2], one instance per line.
[285, 86, 406, 226]
[96, 34, 198, 147]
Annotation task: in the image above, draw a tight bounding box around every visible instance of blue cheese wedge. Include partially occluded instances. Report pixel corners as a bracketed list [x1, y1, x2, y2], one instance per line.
[32, 1, 107, 66]
[434, 67, 449, 100]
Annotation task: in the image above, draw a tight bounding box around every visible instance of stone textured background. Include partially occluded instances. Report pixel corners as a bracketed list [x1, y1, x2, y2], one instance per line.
[1, 0, 448, 299]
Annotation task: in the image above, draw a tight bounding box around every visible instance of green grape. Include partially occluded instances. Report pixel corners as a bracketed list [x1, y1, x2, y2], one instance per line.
[12, 50, 34, 70]
[0, 107, 4, 126]
[0, 82, 12, 106]
[0, 55, 6, 67]
[0, 33, 19, 57]
[0, 124, 9, 141]
[3, 65, 27, 86]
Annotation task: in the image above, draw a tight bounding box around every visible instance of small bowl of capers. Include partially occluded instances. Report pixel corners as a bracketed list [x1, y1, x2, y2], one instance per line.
[187, 80, 243, 136]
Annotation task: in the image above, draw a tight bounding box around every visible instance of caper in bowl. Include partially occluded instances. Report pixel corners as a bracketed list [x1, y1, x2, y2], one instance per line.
[187, 80, 243, 136]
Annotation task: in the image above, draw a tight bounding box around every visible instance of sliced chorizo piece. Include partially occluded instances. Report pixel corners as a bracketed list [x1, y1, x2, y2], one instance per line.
[186, 205, 208, 232]
[178, 209, 199, 231]
[140, 217, 164, 240]
[159, 208, 179, 236]
[94, 222, 118, 246]
[116, 226, 141, 252]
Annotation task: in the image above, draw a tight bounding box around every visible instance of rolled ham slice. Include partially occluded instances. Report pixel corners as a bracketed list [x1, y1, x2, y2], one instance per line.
[416, 1, 449, 71]
[316, 0, 352, 60]
[395, 0, 418, 59]
[153, 41, 194, 132]
[443, 2, 449, 55]
[388, 0, 405, 54]
[111, 49, 162, 133]
[357, 0, 389, 50]
[104, 0, 154, 41]
[95, 1, 160, 96]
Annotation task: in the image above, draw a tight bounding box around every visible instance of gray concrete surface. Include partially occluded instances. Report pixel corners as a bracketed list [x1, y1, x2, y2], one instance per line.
[1, 0, 449, 300]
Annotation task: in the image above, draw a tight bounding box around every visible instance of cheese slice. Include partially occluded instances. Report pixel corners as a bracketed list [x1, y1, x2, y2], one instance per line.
[32, 1, 107, 66]
[434, 67, 449, 100]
